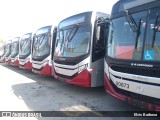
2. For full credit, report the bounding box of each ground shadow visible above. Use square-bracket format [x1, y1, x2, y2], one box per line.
[1, 63, 152, 120]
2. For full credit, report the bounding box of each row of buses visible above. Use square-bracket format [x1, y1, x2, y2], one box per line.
[0, 0, 160, 111]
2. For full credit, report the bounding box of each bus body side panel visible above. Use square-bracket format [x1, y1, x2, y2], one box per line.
[11, 57, 19, 66]
[53, 58, 104, 87]
[32, 56, 52, 76]
[5, 56, 11, 65]
[90, 58, 104, 87]
[53, 57, 91, 87]
[89, 11, 108, 87]
[1, 57, 5, 63]
[65, 70, 91, 87]
[50, 26, 57, 77]
[104, 60, 160, 111]
[67, 57, 91, 87]
[32, 63, 51, 76]
[6, 59, 11, 65]
[19, 59, 32, 70]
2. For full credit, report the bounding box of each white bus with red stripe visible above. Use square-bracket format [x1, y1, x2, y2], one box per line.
[0, 43, 5, 63]
[10, 37, 20, 66]
[32, 25, 57, 76]
[105, 0, 160, 111]
[53, 11, 109, 87]
[4, 40, 12, 65]
[19, 33, 33, 70]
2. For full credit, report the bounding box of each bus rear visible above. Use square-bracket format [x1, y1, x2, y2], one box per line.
[105, 0, 160, 111]
[11, 37, 20, 66]
[32, 25, 57, 76]
[53, 11, 109, 87]
[19, 33, 33, 70]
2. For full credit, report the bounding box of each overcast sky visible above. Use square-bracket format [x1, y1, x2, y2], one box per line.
[0, 0, 118, 40]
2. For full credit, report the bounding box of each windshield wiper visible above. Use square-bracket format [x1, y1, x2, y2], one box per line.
[39, 34, 46, 46]
[152, 13, 159, 48]
[65, 24, 79, 49]
[124, 10, 138, 32]
[59, 30, 64, 52]
[22, 39, 28, 49]
[135, 18, 142, 49]
[67, 24, 79, 42]
[124, 10, 141, 49]
[33, 34, 45, 51]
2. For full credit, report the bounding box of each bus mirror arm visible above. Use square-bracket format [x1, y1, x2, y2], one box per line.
[95, 49, 105, 54]
[97, 17, 110, 27]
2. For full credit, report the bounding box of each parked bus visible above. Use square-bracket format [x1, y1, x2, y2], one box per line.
[19, 33, 33, 70]
[4, 40, 12, 64]
[32, 25, 57, 76]
[105, 0, 160, 111]
[53, 11, 109, 87]
[10, 37, 20, 66]
[0, 43, 5, 62]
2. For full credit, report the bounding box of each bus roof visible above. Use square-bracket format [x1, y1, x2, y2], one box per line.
[58, 11, 109, 28]
[112, 0, 157, 14]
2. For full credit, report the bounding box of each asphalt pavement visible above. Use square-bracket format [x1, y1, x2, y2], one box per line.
[0, 63, 159, 120]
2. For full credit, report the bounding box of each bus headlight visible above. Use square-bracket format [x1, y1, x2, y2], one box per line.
[78, 64, 88, 74]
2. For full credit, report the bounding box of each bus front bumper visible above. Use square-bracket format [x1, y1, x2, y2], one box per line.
[104, 73, 160, 111]
[19, 61, 32, 70]
[53, 69, 91, 87]
[32, 64, 52, 76]
[11, 59, 19, 66]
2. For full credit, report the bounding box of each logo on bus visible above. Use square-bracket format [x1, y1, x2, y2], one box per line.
[136, 86, 144, 93]
[131, 63, 153, 67]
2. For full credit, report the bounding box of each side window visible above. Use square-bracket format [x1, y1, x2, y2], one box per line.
[96, 25, 107, 48]
[144, 7, 160, 61]
[92, 17, 108, 62]
[51, 28, 57, 60]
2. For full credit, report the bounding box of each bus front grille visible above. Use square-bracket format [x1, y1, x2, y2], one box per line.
[110, 65, 160, 78]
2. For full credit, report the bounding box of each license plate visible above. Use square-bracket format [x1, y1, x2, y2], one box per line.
[115, 81, 130, 89]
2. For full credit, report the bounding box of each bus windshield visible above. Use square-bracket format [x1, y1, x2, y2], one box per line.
[19, 33, 32, 57]
[11, 41, 19, 58]
[0, 45, 5, 56]
[32, 26, 51, 58]
[107, 7, 160, 61]
[54, 26, 90, 57]
[4, 44, 11, 57]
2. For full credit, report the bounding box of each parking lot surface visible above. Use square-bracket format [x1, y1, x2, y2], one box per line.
[0, 63, 159, 120]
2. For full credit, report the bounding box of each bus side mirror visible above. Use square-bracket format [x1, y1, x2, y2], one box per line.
[96, 26, 101, 42]
[156, 26, 160, 32]
[95, 19, 107, 51]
